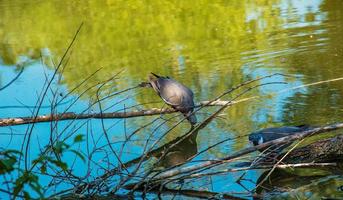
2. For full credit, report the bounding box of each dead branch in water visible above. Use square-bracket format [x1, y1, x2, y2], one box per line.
[124, 123, 343, 187]
[0, 99, 250, 127]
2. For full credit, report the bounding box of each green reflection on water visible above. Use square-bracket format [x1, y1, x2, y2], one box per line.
[1, 0, 343, 155]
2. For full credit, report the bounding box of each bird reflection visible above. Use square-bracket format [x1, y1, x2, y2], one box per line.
[156, 131, 198, 169]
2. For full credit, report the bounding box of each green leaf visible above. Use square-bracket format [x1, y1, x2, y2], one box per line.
[0, 157, 16, 174]
[53, 141, 69, 154]
[70, 149, 86, 162]
[73, 134, 84, 143]
[40, 164, 47, 174]
[50, 159, 68, 171]
[32, 155, 48, 165]
[13, 170, 42, 198]
[3, 149, 22, 155]
[23, 191, 31, 199]
[14, 175, 25, 197]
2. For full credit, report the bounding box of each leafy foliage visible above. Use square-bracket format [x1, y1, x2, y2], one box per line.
[0, 134, 85, 199]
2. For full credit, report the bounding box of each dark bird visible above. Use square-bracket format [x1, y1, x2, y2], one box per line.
[249, 125, 313, 151]
[148, 73, 197, 125]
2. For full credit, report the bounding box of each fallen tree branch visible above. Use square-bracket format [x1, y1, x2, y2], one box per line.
[74, 123, 343, 194]
[123, 162, 337, 190]
[121, 124, 343, 196]
[139, 187, 249, 200]
[140, 123, 343, 182]
[0, 99, 251, 127]
[283, 134, 343, 163]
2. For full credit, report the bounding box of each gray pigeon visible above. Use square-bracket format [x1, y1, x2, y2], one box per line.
[148, 73, 197, 125]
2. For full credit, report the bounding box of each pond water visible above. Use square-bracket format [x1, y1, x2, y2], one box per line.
[1, 0, 343, 199]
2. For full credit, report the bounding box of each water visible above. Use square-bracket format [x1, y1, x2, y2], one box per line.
[1, 0, 343, 199]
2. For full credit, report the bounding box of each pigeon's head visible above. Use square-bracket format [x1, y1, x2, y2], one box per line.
[248, 133, 264, 146]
